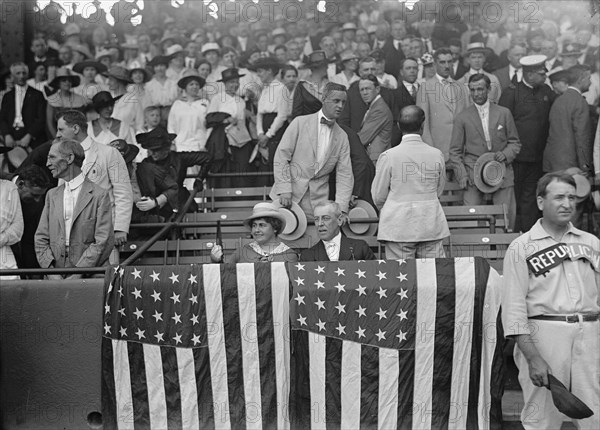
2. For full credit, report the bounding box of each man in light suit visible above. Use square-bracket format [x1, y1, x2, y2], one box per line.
[55, 110, 132, 252]
[0, 63, 47, 150]
[35, 139, 114, 279]
[372, 106, 449, 259]
[416, 48, 470, 161]
[450, 74, 521, 229]
[357, 75, 393, 165]
[300, 201, 375, 262]
[271, 82, 354, 219]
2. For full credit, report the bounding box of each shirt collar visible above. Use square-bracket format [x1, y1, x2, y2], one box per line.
[469, 68, 482, 74]
[322, 232, 342, 247]
[80, 136, 93, 151]
[474, 100, 490, 112]
[529, 219, 582, 240]
[436, 73, 451, 83]
[567, 86, 582, 94]
[509, 64, 521, 75]
[318, 109, 334, 123]
[66, 173, 85, 191]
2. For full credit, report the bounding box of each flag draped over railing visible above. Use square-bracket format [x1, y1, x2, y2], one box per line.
[102, 258, 504, 430]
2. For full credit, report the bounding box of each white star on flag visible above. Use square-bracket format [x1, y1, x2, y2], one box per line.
[355, 326, 366, 338]
[170, 292, 180, 304]
[315, 280, 325, 289]
[152, 310, 163, 322]
[173, 333, 182, 345]
[104, 323, 111, 334]
[397, 272, 408, 282]
[335, 267, 345, 276]
[396, 330, 407, 343]
[295, 262, 305, 271]
[337, 323, 346, 335]
[107, 282, 113, 293]
[191, 334, 202, 345]
[294, 293, 305, 305]
[114, 266, 119, 273]
[335, 302, 346, 314]
[334, 282, 346, 293]
[376, 329, 386, 341]
[119, 327, 127, 337]
[376, 307, 388, 320]
[297, 315, 307, 326]
[315, 265, 325, 274]
[136, 328, 145, 340]
[105, 304, 111, 314]
[133, 308, 144, 320]
[376, 286, 387, 298]
[315, 297, 326, 310]
[316, 319, 326, 331]
[377, 260, 386, 264]
[356, 305, 366, 317]
[150, 271, 160, 282]
[131, 268, 141, 279]
[119, 268, 125, 277]
[188, 274, 197, 284]
[118, 308, 126, 317]
[151, 290, 161, 302]
[397, 288, 408, 300]
[295, 276, 304, 286]
[131, 287, 142, 299]
[356, 284, 366, 296]
[169, 273, 179, 284]
[118, 287, 123, 297]
[397, 309, 408, 321]
[172, 313, 182, 324]
[191, 314, 199, 325]
[355, 269, 366, 278]
[189, 294, 198, 304]
[154, 331, 164, 342]
[376, 270, 387, 280]
[397, 259, 406, 266]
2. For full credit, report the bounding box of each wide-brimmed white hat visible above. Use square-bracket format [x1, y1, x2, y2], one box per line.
[473, 153, 506, 193]
[244, 202, 287, 232]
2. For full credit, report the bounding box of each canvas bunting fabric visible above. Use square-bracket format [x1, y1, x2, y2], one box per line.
[102, 258, 503, 430]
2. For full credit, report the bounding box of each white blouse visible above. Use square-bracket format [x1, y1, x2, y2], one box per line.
[144, 78, 178, 107]
[168, 98, 211, 152]
[256, 80, 291, 138]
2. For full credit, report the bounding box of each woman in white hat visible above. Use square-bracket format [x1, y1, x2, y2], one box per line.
[210, 202, 298, 264]
[46, 67, 87, 138]
[330, 50, 360, 89]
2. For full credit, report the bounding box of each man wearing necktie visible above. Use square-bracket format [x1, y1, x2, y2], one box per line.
[271, 82, 354, 220]
[449, 74, 521, 229]
[357, 75, 393, 164]
[35, 139, 114, 279]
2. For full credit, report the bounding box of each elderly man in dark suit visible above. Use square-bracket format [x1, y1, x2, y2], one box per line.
[0, 62, 46, 150]
[300, 201, 375, 262]
[450, 73, 521, 229]
[493, 44, 527, 91]
[35, 139, 114, 279]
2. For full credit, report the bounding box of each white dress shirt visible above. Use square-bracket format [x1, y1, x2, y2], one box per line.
[474, 100, 491, 149]
[13, 84, 28, 129]
[322, 232, 342, 261]
[145, 78, 178, 107]
[403, 80, 419, 97]
[509, 64, 522, 83]
[316, 109, 333, 169]
[64, 173, 85, 246]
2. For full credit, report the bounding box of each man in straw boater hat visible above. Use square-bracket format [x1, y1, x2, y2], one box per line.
[502, 171, 599, 429]
[458, 41, 503, 104]
[449, 73, 521, 229]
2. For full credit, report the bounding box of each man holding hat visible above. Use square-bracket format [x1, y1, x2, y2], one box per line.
[499, 55, 556, 232]
[458, 42, 502, 104]
[502, 171, 599, 429]
[449, 73, 521, 229]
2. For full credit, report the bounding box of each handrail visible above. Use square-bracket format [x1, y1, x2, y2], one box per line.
[0, 267, 106, 276]
[120, 222, 174, 266]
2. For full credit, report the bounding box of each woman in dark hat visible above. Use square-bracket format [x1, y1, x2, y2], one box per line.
[87, 91, 139, 157]
[168, 72, 210, 190]
[291, 50, 330, 119]
[103, 65, 145, 131]
[145, 56, 179, 127]
[46, 67, 87, 138]
[108, 138, 141, 203]
[207, 68, 254, 188]
[129, 67, 152, 110]
[72, 60, 107, 102]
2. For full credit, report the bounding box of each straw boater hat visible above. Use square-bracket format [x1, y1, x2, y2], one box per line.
[465, 42, 493, 56]
[165, 44, 185, 59]
[108, 139, 139, 164]
[136, 126, 176, 151]
[564, 167, 591, 203]
[201, 42, 221, 56]
[243, 202, 287, 231]
[342, 23, 358, 32]
[272, 28, 286, 38]
[548, 374, 593, 419]
[64, 23, 80, 37]
[49, 67, 81, 89]
[72, 60, 107, 75]
[71, 43, 92, 60]
[271, 201, 308, 241]
[473, 153, 506, 193]
[95, 48, 114, 61]
[339, 50, 359, 62]
[342, 199, 378, 237]
[217, 68, 246, 82]
[102, 65, 133, 84]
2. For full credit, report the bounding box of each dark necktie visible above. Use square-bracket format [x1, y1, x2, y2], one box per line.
[511, 72, 518, 85]
[320, 117, 334, 127]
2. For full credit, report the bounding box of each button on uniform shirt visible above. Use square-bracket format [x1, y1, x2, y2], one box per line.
[502, 220, 600, 336]
[474, 100, 491, 149]
[316, 109, 333, 169]
[322, 232, 342, 261]
[64, 173, 85, 246]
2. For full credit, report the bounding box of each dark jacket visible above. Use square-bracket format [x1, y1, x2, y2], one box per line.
[300, 235, 376, 262]
[0, 86, 47, 147]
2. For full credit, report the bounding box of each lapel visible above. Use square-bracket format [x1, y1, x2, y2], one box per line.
[82, 139, 98, 177]
[315, 241, 330, 261]
[309, 114, 319, 160]
[339, 235, 351, 261]
[316, 123, 338, 175]
[488, 104, 500, 146]
[72, 180, 93, 225]
[470, 105, 487, 143]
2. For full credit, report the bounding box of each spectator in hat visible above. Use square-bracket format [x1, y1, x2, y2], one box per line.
[165, 44, 188, 82]
[215, 46, 261, 100]
[558, 42, 583, 71]
[357, 74, 393, 164]
[0, 63, 47, 151]
[128, 67, 152, 111]
[26, 61, 48, 94]
[72, 59, 107, 102]
[549, 69, 570, 95]
[372, 51, 398, 89]
[58, 45, 73, 69]
[494, 43, 527, 91]
[527, 29, 546, 55]
[372, 105, 448, 259]
[269, 28, 288, 54]
[0, 176, 23, 280]
[55, 110, 132, 252]
[104, 65, 144, 131]
[145, 56, 179, 127]
[499, 55, 557, 232]
[319, 36, 340, 80]
[339, 23, 358, 52]
[108, 139, 141, 204]
[291, 51, 331, 119]
[35, 138, 114, 277]
[207, 68, 254, 188]
[330, 50, 360, 89]
[135, 126, 210, 218]
[46, 67, 87, 138]
[70, 44, 93, 70]
[449, 73, 521, 229]
[87, 91, 137, 153]
[541, 40, 562, 73]
[202, 43, 223, 85]
[502, 171, 599, 430]
[459, 42, 503, 104]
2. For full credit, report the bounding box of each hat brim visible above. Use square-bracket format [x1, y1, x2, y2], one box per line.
[243, 209, 287, 232]
[177, 75, 206, 89]
[548, 374, 594, 419]
[102, 72, 133, 84]
[467, 47, 493, 56]
[342, 200, 378, 237]
[49, 76, 81, 89]
[123, 145, 140, 164]
[473, 152, 506, 194]
[147, 57, 170, 67]
[272, 201, 308, 241]
[72, 61, 107, 75]
[129, 68, 151, 83]
[217, 73, 246, 82]
[304, 59, 330, 69]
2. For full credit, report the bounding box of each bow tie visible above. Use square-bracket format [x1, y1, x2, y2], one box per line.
[320, 117, 334, 127]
